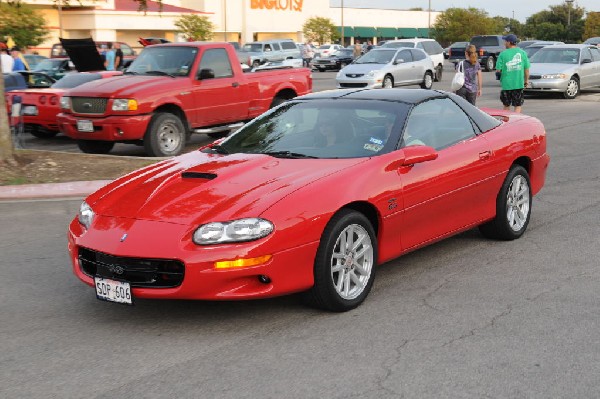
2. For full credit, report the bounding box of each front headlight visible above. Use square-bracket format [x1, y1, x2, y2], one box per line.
[78, 201, 94, 229]
[193, 218, 274, 245]
[541, 73, 567, 79]
[112, 99, 138, 111]
[336, 70, 343, 78]
[60, 96, 71, 110]
[367, 70, 380, 77]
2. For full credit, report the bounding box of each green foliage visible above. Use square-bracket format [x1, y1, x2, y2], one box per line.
[583, 12, 600, 40]
[302, 17, 339, 44]
[524, 3, 585, 42]
[432, 8, 498, 44]
[0, 2, 49, 48]
[491, 16, 523, 38]
[174, 15, 214, 41]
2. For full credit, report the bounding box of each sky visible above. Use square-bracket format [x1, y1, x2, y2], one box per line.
[330, 1, 599, 22]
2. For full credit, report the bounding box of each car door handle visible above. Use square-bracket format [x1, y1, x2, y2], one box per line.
[479, 150, 492, 160]
[232, 82, 239, 88]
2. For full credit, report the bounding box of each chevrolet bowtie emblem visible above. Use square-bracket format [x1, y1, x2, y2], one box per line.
[120, 233, 128, 242]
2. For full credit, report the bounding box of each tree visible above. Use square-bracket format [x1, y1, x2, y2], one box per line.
[583, 12, 600, 40]
[0, 0, 162, 164]
[490, 16, 523, 38]
[523, 3, 585, 42]
[302, 17, 339, 45]
[174, 15, 214, 41]
[0, 2, 49, 48]
[433, 8, 498, 44]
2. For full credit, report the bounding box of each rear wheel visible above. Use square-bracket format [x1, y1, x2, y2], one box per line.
[143, 112, 186, 157]
[420, 71, 433, 89]
[302, 209, 377, 312]
[485, 56, 495, 72]
[318, 68, 325, 72]
[479, 165, 531, 240]
[563, 76, 580, 99]
[434, 64, 443, 82]
[382, 74, 394, 88]
[77, 140, 114, 154]
[270, 96, 288, 108]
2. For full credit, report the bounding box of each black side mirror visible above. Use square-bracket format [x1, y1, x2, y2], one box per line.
[198, 68, 215, 80]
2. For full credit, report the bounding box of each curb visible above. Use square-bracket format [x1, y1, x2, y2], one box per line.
[0, 180, 112, 200]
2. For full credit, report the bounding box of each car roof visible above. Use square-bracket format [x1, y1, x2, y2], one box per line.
[296, 88, 447, 104]
[536, 44, 593, 49]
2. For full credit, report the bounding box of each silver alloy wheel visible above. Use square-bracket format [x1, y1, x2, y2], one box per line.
[565, 78, 579, 99]
[383, 75, 393, 88]
[506, 174, 530, 232]
[423, 73, 433, 89]
[330, 223, 374, 300]
[158, 120, 183, 153]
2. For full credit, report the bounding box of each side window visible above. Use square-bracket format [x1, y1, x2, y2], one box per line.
[281, 41, 296, 50]
[416, 42, 424, 50]
[590, 47, 600, 62]
[403, 98, 476, 150]
[271, 43, 281, 51]
[581, 47, 592, 62]
[422, 42, 433, 54]
[411, 49, 426, 61]
[397, 50, 413, 62]
[431, 41, 444, 54]
[198, 48, 233, 79]
[264, 44, 272, 52]
[121, 44, 134, 56]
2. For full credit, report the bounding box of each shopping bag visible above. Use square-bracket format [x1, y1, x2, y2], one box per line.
[451, 61, 465, 91]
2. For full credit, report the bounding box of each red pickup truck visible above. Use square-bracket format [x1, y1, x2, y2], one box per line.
[57, 42, 312, 156]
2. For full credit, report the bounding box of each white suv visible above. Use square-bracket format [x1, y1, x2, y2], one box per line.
[382, 39, 445, 82]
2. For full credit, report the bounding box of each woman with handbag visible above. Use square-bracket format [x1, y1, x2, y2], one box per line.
[454, 44, 482, 105]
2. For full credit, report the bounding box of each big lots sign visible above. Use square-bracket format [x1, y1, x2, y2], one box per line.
[250, 0, 303, 12]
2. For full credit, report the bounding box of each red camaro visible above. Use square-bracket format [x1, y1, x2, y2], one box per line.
[68, 89, 550, 311]
[6, 71, 122, 138]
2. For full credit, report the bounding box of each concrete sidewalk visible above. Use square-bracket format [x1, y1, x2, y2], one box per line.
[0, 180, 111, 200]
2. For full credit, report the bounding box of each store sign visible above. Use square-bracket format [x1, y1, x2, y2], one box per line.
[250, 0, 303, 12]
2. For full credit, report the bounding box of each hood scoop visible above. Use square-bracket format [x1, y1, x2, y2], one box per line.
[181, 171, 217, 180]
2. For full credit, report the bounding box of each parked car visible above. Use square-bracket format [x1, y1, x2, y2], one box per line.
[57, 42, 312, 156]
[67, 88, 550, 311]
[317, 44, 343, 58]
[3, 71, 54, 93]
[517, 40, 540, 49]
[336, 48, 434, 89]
[6, 71, 122, 138]
[447, 41, 470, 65]
[33, 58, 75, 80]
[583, 37, 600, 47]
[522, 41, 564, 58]
[312, 48, 355, 71]
[23, 54, 48, 70]
[51, 41, 137, 67]
[525, 44, 600, 99]
[382, 38, 445, 81]
[237, 39, 301, 68]
[469, 35, 506, 71]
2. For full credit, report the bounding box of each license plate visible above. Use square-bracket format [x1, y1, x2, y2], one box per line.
[77, 120, 94, 132]
[94, 276, 133, 305]
[22, 105, 38, 116]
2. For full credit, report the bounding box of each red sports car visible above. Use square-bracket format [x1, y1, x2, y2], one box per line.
[6, 71, 122, 138]
[68, 89, 550, 311]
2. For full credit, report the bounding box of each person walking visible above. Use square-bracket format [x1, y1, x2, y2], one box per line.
[454, 44, 482, 105]
[114, 42, 124, 70]
[104, 42, 116, 71]
[10, 46, 27, 71]
[0, 43, 14, 73]
[496, 34, 530, 113]
[353, 41, 362, 58]
[302, 42, 314, 68]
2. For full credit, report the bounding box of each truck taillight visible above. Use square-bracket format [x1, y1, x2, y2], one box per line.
[479, 48, 484, 56]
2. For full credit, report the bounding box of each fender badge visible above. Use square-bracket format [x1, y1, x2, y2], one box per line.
[120, 233, 128, 242]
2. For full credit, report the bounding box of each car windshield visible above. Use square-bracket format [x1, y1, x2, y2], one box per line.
[524, 46, 544, 58]
[319, 45, 331, 50]
[353, 49, 396, 64]
[382, 42, 414, 48]
[242, 43, 263, 52]
[34, 59, 65, 71]
[334, 49, 353, 57]
[215, 100, 410, 159]
[51, 73, 102, 89]
[530, 48, 580, 64]
[126, 46, 198, 76]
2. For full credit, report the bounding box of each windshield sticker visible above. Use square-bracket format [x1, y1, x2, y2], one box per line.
[364, 143, 383, 152]
[369, 137, 383, 145]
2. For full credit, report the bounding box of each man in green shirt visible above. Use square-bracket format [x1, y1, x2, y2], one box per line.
[496, 34, 530, 113]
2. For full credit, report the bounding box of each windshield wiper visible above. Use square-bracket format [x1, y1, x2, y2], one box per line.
[123, 71, 139, 75]
[144, 70, 175, 78]
[263, 151, 317, 159]
[211, 144, 229, 154]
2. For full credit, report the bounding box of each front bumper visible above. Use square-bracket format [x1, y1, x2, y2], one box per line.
[68, 216, 317, 300]
[524, 78, 569, 93]
[57, 112, 152, 141]
[336, 76, 382, 89]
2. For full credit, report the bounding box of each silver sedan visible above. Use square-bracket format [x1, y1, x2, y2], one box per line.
[525, 44, 600, 99]
[335, 48, 435, 90]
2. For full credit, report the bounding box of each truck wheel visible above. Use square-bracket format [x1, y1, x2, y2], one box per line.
[485, 56, 495, 72]
[77, 140, 115, 154]
[434, 64, 443, 82]
[270, 96, 288, 108]
[28, 125, 59, 139]
[144, 112, 186, 157]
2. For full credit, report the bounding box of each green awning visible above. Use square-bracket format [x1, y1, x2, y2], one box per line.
[353, 26, 377, 38]
[336, 26, 355, 37]
[398, 28, 419, 38]
[376, 27, 398, 38]
[418, 28, 430, 38]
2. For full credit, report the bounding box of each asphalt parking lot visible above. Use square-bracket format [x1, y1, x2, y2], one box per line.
[1, 61, 600, 398]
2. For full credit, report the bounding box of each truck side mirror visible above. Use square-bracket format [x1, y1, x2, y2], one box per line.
[198, 68, 215, 80]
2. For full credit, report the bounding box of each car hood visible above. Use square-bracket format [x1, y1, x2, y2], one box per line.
[87, 150, 367, 225]
[64, 75, 187, 98]
[340, 63, 387, 75]
[529, 63, 577, 75]
[60, 38, 105, 72]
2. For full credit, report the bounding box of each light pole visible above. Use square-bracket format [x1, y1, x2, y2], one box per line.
[223, 0, 227, 42]
[566, 0, 574, 26]
[428, 0, 431, 38]
[341, 0, 344, 46]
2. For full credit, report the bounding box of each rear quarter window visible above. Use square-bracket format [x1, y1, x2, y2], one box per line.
[280, 41, 296, 50]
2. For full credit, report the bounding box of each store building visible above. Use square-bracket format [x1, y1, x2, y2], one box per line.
[23, 0, 440, 55]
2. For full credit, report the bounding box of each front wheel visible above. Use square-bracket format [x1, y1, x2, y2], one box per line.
[563, 77, 579, 99]
[302, 209, 377, 312]
[420, 71, 433, 89]
[479, 165, 531, 240]
[382, 74, 394, 88]
[27, 125, 59, 139]
[485, 56, 495, 72]
[77, 140, 115, 154]
[434, 64, 443, 82]
[143, 112, 186, 157]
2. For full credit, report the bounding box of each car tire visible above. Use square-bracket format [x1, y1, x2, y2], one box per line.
[77, 140, 115, 154]
[434, 64, 443, 82]
[269, 96, 288, 108]
[318, 68, 325, 72]
[252, 60, 260, 69]
[563, 76, 579, 99]
[420, 71, 433, 89]
[485, 56, 495, 72]
[302, 209, 377, 312]
[27, 125, 59, 139]
[383, 74, 394, 88]
[479, 165, 531, 240]
[143, 112, 186, 157]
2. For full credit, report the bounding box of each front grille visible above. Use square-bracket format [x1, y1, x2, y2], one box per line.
[529, 75, 541, 80]
[345, 73, 364, 78]
[339, 83, 368, 88]
[79, 247, 185, 288]
[315, 60, 333, 65]
[71, 97, 108, 114]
